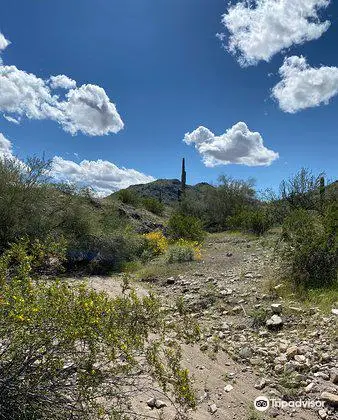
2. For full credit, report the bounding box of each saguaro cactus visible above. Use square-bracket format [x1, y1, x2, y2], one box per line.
[181, 158, 186, 194]
[178, 158, 186, 202]
[319, 176, 325, 212]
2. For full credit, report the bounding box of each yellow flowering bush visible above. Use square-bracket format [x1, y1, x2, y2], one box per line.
[143, 230, 168, 256]
[0, 240, 196, 419]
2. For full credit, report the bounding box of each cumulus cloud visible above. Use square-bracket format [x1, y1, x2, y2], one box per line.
[48, 74, 76, 90]
[220, 0, 331, 66]
[51, 156, 155, 197]
[0, 33, 10, 52]
[184, 122, 278, 167]
[0, 65, 124, 136]
[0, 132, 13, 157]
[272, 55, 338, 113]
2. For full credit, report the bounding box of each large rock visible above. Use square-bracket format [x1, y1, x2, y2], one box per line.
[266, 315, 283, 330]
[321, 392, 338, 406]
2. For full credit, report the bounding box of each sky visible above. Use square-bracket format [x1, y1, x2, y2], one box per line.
[0, 0, 337, 196]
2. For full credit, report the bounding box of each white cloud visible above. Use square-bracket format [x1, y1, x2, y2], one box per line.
[51, 156, 155, 197]
[220, 0, 331, 66]
[272, 55, 338, 113]
[0, 65, 124, 136]
[0, 132, 13, 157]
[184, 122, 278, 167]
[49, 74, 76, 90]
[0, 33, 10, 52]
[3, 114, 20, 124]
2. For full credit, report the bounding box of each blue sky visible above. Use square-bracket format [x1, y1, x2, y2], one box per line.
[0, 0, 337, 195]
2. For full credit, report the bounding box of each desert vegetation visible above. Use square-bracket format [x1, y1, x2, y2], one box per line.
[0, 155, 337, 419]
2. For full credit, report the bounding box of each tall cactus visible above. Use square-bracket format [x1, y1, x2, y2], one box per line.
[178, 158, 187, 202]
[319, 176, 325, 213]
[181, 158, 186, 194]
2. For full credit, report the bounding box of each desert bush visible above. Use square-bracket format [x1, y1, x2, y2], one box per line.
[141, 230, 168, 261]
[280, 207, 337, 290]
[0, 241, 196, 420]
[228, 208, 273, 235]
[142, 197, 165, 215]
[279, 168, 324, 211]
[116, 189, 140, 206]
[166, 239, 201, 263]
[67, 231, 145, 273]
[168, 212, 205, 243]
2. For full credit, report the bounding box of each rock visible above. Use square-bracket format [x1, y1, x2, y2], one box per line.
[147, 397, 156, 408]
[254, 378, 267, 390]
[232, 306, 242, 313]
[166, 277, 175, 285]
[239, 346, 253, 359]
[245, 273, 254, 279]
[304, 382, 314, 393]
[226, 252, 233, 257]
[220, 289, 233, 296]
[218, 331, 225, 339]
[318, 409, 327, 419]
[286, 346, 298, 359]
[321, 392, 338, 406]
[271, 303, 283, 314]
[224, 384, 234, 392]
[288, 306, 302, 313]
[332, 308, 338, 316]
[330, 369, 338, 384]
[274, 364, 283, 374]
[284, 362, 296, 374]
[155, 400, 167, 409]
[294, 354, 306, 363]
[209, 403, 218, 414]
[274, 284, 283, 291]
[266, 315, 283, 329]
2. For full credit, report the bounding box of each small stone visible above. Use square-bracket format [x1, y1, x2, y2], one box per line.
[166, 277, 175, 285]
[286, 346, 298, 359]
[238, 346, 252, 359]
[304, 382, 314, 393]
[332, 308, 338, 316]
[274, 284, 283, 291]
[284, 362, 296, 374]
[209, 403, 218, 414]
[147, 397, 156, 408]
[274, 364, 283, 374]
[232, 306, 242, 313]
[155, 400, 167, 409]
[271, 303, 283, 314]
[321, 392, 338, 406]
[294, 354, 306, 363]
[254, 378, 266, 390]
[224, 384, 234, 392]
[330, 369, 338, 384]
[266, 315, 283, 329]
[226, 252, 233, 257]
[318, 409, 327, 419]
[218, 331, 225, 339]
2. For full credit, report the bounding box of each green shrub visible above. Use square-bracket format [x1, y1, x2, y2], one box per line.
[0, 241, 196, 419]
[228, 208, 273, 235]
[280, 208, 337, 290]
[67, 231, 145, 273]
[116, 189, 140, 206]
[168, 212, 205, 243]
[142, 197, 165, 215]
[166, 243, 195, 263]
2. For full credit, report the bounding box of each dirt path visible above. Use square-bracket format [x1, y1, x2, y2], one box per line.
[75, 232, 337, 420]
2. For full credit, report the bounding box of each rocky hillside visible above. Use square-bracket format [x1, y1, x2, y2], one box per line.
[108, 179, 214, 205]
